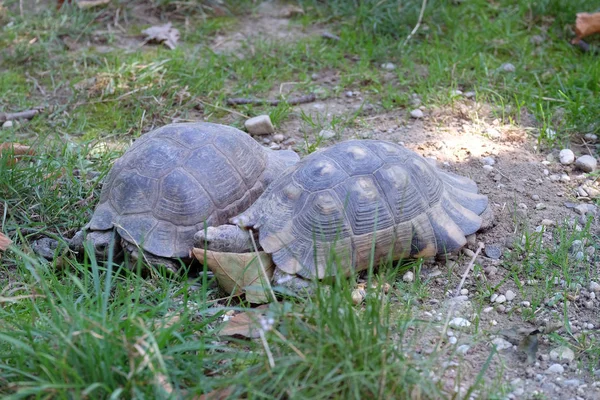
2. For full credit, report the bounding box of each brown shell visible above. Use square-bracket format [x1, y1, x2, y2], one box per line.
[88, 122, 270, 258]
[235, 140, 489, 279]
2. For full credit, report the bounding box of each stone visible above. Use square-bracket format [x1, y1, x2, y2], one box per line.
[484, 127, 501, 139]
[464, 91, 476, 98]
[575, 155, 597, 172]
[535, 203, 546, 210]
[410, 109, 424, 119]
[545, 363, 565, 374]
[484, 244, 502, 259]
[590, 281, 600, 292]
[381, 62, 396, 70]
[402, 271, 414, 282]
[584, 133, 598, 142]
[550, 346, 575, 362]
[272, 134, 285, 143]
[521, 301, 531, 307]
[481, 156, 496, 166]
[457, 344, 470, 354]
[2, 120, 13, 129]
[541, 219, 555, 226]
[245, 115, 275, 135]
[499, 63, 516, 72]
[483, 165, 494, 172]
[491, 337, 513, 350]
[559, 149, 575, 165]
[449, 317, 471, 329]
[319, 129, 336, 140]
[505, 290, 516, 301]
[495, 294, 507, 304]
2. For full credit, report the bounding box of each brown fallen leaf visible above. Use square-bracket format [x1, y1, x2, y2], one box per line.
[219, 307, 270, 339]
[573, 12, 600, 44]
[0, 232, 12, 251]
[0, 143, 34, 157]
[142, 23, 180, 50]
[196, 386, 235, 400]
[192, 248, 274, 304]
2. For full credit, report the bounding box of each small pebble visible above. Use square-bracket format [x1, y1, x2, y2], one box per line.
[457, 344, 470, 354]
[319, 129, 336, 140]
[491, 337, 513, 350]
[532, 194, 540, 201]
[559, 149, 575, 165]
[402, 271, 414, 282]
[575, 155, 597, 172]
[505, 290, 516, 301]
[483, 306, 494, 313]
[535, 203, 546, 210]
[410, 109, 424, 119]
[481, 156, 496, 166]
[521, 301, 531, 307]
[245, 115, 275, 135]
[272, 134, 285, 143]
[550, 346, 575, 362]
[449, 336, 458, 344]
[449, 317, 471, 329]
[589, 281, 600, 292]
[541, 219, 555, 226]
[499, 63, 516, 73]
[2, 120, 13, 129]
[484, 244, 502, 260]
[584, 133, 598, 142]
[495, 295, 507, 304]
[381, 62, 396, 70]
[483, 165, 494, 172]
[460, 289, 469, 296]
[546, 364, 565, 374]
[464, 91, 476, 98]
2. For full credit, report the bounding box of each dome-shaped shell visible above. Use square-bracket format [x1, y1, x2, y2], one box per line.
[235, 140, 489, 279]
[89, 122, 271, 258]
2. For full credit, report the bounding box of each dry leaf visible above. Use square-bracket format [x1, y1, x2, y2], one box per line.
[219, 310, 263, 338]
[77, 0, 110, 9]
[0, 232, 12, 251]
[196, 386, 235, 400]
[142, 23, 180, 50]
[192, 248, 274, 303]
[573, 12, 600, 43]
[0, 143, 34, 157]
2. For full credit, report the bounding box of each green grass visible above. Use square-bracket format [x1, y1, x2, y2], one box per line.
[1, 0, 600, 397]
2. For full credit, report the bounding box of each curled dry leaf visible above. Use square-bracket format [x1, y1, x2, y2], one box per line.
[0, 143, 34, 156]
[192, 248, 274, 304]
[142, 23, 180, 50]
[573, 12, 600, 43]
[0, 232, 12, 251]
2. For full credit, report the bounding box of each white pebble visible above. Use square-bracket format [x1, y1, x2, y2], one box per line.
[495, 294, 507, 304]
[590, 281, 600, 292]
[546, 364, 565, 374]
[490, 294, 498, 302]
[457, 344, 470, 354]
[460, 289, 469, 296]
[402, 271, 414, 282]
[449, 336, 458, 344]
[410, 109, 424, 119]
[381, 62, 396, 70]
[319, 129, 336, 140]
[449, 317, 471, 329]
[272, 134, 285, 143]
[245, 115, 275, 135]
[521, 301, 531, 307]
[499, 63, 516, 73]
[491, 337, 513, 350]
[505, 290, 516, 301]
[584, 133, 597, 142]
[2, 120, 13, 129]
[481, 156, 496, 166]
[559, 149, 575, 165]
[483, 307, 494, 313]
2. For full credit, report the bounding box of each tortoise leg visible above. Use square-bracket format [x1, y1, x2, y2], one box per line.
[120, 239, 182, 274]
[272, 268, 316, 297]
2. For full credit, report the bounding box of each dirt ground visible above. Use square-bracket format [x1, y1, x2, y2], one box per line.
[202, 4, 600, 398]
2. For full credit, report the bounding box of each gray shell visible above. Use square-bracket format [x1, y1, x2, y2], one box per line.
[89, 122, 276, 258]
[234, 140, 489, 279]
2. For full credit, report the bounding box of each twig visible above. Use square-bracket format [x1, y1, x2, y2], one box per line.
[197, 99, 250, 119]
[226, 94, 316, 107]
[0, 108, 43, 123]
[403, 0, 428, 47]
[25, 72, 46, 96]
[258, 329, 275, 369]
[438, 242, 484, 341]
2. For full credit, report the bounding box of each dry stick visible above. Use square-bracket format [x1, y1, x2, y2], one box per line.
[439, 243, 485, 341]
[0, 108, 43, 123]
[259, 329, 276, 369]
[197, 99, 249, 119]
[25, 72, 47, 96]
[226, 93, 316, 107]
[402, 0, 428, 47]
[248, 228, 278, 304]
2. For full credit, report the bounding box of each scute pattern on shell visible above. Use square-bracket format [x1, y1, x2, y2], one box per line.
[235, 140, 489, 279]
[89, 122, 269, 258]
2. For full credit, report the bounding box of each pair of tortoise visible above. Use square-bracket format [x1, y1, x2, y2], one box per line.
[79, 122, 493, 291]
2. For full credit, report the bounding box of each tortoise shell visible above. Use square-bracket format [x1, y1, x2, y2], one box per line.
[234, 140, 490, 279]
[88, 122, 281, 259]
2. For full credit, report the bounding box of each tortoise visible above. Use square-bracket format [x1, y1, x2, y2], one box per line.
[194, 139, 493, 292]
[67, 122, 299, 272]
